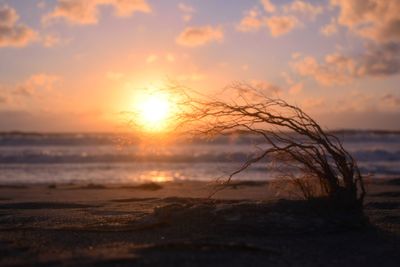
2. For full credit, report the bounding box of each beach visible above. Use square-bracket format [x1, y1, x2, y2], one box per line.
[1, 132, 399, 266]
[0, 178, 399, 266]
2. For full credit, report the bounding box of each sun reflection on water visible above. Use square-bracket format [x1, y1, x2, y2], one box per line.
[137, 170, 185, 183]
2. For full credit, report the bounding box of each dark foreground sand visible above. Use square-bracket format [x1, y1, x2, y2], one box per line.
[0, 179, 399, 267]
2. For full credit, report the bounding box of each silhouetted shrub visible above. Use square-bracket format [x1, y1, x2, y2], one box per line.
[171, 83, 365, 209]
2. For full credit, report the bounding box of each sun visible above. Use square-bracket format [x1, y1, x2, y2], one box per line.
[135, 90, 174, 132]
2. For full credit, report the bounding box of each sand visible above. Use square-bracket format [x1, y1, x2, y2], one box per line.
[0, 179, 399, 266]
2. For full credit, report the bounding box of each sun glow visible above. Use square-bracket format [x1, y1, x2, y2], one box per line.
[134, 90, 175, 132]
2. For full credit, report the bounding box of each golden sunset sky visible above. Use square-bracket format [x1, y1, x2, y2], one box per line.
[0, 0, 399, 131]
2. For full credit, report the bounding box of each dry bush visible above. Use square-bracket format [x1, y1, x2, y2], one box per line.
[168, 82, 366, 209]
[269, 175, 328, 200]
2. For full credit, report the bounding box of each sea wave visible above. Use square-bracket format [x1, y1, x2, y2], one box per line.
[1, 131, 399, 181]
[0, 149, 399, 164]
[1, 131, 400, 146]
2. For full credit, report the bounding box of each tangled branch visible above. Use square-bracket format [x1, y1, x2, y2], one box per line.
[169, 83, 365, 208]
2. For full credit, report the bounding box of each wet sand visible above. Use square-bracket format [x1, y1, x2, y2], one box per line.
[0, 179, 399, 266]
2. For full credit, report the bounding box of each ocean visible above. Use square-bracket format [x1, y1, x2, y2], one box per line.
[0, 131, 399, 184]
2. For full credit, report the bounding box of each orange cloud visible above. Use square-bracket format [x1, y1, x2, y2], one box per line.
[356, 43, 400, 77]
[238, 1, 321, 36]
[176, 25, 223, 47]
[236, 8, 263, 32]
[43, 0, 151, 25]
[111, 0, 151, 17]
[178, 3, 195, 22]
[41, 34, 63, 47]
[320, 0, 400, 79]
[289, 82, 303, 95]
[251, 80, 282, 95]
[284, 0, 323, 20]
[265, 15, 298, 37]
[291, 54, 355, 86]
[0, 4, 37, 47]
[332, 0, 400, 43]
[301, 97, 324, 110]
[320, 18, 338, 36]
[291, 42, 400, 85]
[14, 73, 61, 96]
[381, 93, 400, 111]
[260, 0, 276, 13]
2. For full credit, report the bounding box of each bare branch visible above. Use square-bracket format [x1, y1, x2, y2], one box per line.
[168, 83, 365, 207]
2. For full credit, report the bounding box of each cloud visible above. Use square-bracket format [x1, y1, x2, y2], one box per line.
[43, 0, 99, 25]
[41, 34, 63, 47]
[328, 90, 400, 114]
[176, 25, 223, 47]
[289, 0, 400, 84]
[260, 0, 276, 13]
[320, 18, 338, 36]
[356, 42, 400, 76]
[111, 0, 151, 17]
[312, 0, 400, 81]
[178, 3, 195, 22]
[236, 8, 263, 32]
[381, 93, 400, 110]
[43, 0, 151, 25]
[0, 4, 37, 47]
[291, 54, 355, 86]
[0, 74, 61, 111]
[331, 0, 400, 43]
[238, 1, 321, 36]
[288, 82, 303, 95]
[265, 15, 298, 37]
[281, 71, 303, 95]
[283, 0, 323, 20]
[251, 80, 282, 95]
[301, 97, 324, 110]
[14, 73, 61, 96]
[291, 42, 400, 85]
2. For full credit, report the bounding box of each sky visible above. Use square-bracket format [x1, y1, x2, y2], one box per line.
[0, 0, 399, 132]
